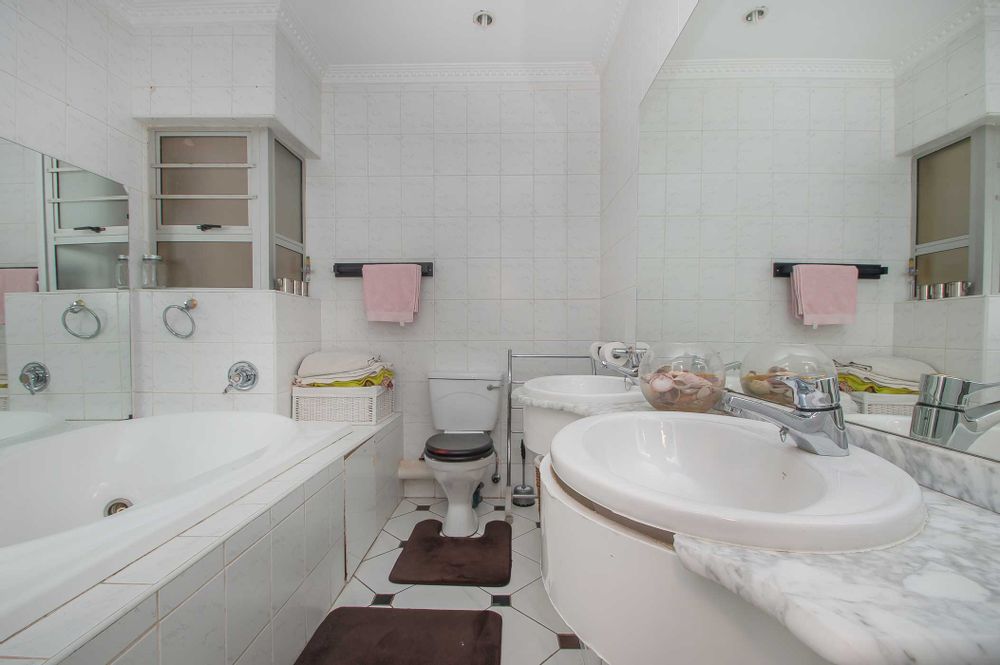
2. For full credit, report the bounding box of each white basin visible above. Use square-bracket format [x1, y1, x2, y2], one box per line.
[520, 375, 645, 458]
[551, 411, 926, 552]
[521, 374, 646, 405]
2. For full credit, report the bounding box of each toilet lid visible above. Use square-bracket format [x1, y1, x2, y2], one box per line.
[424, 432, 494, 462]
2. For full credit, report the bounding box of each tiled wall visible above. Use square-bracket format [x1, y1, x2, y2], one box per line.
[275, 29, 322, 156]
[0, 139, 40, 267]
[131, 19, 322, 156]
[635, 72, 910, 363]
[598, 0, 698, 342]
[894, 11, 1000, 153]
[5, 290, 131, 419]
[894, 295, 1000, 381]
[305, 81, 602, 462]
[133, 290, 320, 417]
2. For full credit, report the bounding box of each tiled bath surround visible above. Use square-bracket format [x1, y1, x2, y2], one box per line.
[5, 290, 132, 419]
[636, 68, 910, 363]
[132, 290, 320, 417]
[304, 79, 603, 466]
[0, 416, 402, 665]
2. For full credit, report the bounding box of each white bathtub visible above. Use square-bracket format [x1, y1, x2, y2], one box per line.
[0, 411, 351, 642]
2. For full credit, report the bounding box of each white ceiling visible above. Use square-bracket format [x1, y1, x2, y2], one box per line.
[283, 0, 623, 67]
[666, 0, 976, 63]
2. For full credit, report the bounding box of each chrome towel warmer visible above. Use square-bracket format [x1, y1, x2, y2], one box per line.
[504, 349, 598, 516]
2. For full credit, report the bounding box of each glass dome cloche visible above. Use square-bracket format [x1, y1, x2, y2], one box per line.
[638, 342, 726, 412]
[739, 343, 837, 407]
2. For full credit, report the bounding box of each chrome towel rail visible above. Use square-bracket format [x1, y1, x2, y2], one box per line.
[504, 349, 598, 516]
[163, 299, 198, 339]
[61, 299, 101, 339]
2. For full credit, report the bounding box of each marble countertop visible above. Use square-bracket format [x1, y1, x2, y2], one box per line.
[674, 489, 1000, 665]
[511, 386, 655, 417]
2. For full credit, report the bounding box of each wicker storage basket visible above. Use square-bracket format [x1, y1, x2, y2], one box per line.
[849, 392, 917, 417]
[292, 385, 394, 424]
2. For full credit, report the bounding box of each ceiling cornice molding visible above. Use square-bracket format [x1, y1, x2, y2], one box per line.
[597, 0, 628, 72]
[894, 1, 986, 73]
[657, 58, 895, 80]
[125, 1, 279, 25]
[322, 62, 600, 87]
[277, 5, 324, 81]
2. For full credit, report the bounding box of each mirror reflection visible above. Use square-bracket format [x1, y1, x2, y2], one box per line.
[638, 0, 1000, 462]
[0, 137, 131, 441]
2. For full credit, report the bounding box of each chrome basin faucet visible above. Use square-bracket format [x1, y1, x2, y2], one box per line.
[722, 376, 850, 456]
[910, 374, 1000, 452]
[599, 343, 645, 381]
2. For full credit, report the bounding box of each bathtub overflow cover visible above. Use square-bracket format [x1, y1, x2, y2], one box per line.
[105, 499, 133, 516]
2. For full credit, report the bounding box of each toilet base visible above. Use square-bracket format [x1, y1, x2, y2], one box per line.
[425, 456, 494, 537]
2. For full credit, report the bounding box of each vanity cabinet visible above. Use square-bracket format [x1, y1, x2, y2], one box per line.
[344, 418, 403, 575]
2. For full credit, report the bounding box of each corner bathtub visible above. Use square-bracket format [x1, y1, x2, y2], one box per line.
[0, 411, 351, 642]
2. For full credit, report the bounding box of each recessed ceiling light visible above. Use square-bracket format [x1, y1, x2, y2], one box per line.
[472, 10, 495, 29]
[744, 6, 767, 24]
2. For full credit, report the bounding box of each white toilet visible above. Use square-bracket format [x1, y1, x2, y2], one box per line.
[424, 371, 501, 537]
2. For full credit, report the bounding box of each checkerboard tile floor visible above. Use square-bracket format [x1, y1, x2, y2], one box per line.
[333, 499, 586, 665]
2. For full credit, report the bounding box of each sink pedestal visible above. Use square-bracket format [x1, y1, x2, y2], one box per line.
[539, 457, 831, 665]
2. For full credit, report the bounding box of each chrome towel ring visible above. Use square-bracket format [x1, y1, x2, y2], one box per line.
[61, 299, 102, 339]
[163, 298, 198, 339]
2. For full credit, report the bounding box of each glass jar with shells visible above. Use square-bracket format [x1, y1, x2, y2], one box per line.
[638, 342, 726, 412]
[740, 344, 837, 406]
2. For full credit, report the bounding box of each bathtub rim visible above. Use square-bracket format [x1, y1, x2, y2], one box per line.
[0, 413, 380, 653]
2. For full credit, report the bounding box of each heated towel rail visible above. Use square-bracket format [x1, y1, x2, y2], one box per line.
[504, 349, 599, 516]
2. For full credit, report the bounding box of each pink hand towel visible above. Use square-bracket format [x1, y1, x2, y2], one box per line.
[791, 264, 858, 326]
[362, 264, 421, 324]
[0, 268, 38, 325]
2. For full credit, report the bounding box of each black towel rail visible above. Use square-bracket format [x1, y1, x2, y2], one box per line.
[333, 262, 434, 278]
[772, 262, 888, 280]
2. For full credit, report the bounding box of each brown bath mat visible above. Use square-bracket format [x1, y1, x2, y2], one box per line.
[389, 519, 512, 586]
[295, 607, 502, 665]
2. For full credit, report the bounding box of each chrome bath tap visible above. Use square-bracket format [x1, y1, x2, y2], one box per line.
[910, 374, 1000, 452]
[599, 343, 646, 385]
[722, 376, 850, 456]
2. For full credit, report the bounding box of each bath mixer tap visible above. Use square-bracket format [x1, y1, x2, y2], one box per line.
[224, 361, 259, 394]
[910, 374, 1000, 452]
[722, 376, 850, 456]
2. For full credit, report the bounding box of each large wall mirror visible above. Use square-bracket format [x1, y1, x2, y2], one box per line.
[637, 0, 1000, 464]
[0, 136, 132, 445]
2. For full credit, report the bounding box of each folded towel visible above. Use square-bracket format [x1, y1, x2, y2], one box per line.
[0, 268, 38, 325]
[362, 263, 421, 324]
[791, 264, 857, 326]
[296, 362, 390, 385]
[297, 351, 379, 379]
[296, 368, 395, 389]
[836, 356, 936, 384]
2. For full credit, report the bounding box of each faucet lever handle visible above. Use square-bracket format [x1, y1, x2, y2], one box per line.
[775, 375, 840, 410]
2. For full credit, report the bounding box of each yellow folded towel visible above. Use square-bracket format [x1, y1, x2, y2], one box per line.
[304, 368, 394, 389]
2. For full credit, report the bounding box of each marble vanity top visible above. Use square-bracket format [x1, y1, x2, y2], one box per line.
[511, 386, 655, 417]
[674, 489, 1000, 665]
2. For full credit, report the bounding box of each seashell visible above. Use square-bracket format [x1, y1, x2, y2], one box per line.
[748, 379, 771, 395]
[697, 386, 711, 399]
[649, 374, 674, 392]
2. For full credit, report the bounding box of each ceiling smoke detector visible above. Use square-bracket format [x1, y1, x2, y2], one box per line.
[473, 10, 495, 29]
[744, 6, 767, 24]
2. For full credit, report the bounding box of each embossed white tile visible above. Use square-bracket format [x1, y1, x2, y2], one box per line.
[0, 583, 148, 659]
[354, 549, 411, 595]
[512, 579, 571, 633]
[160, 572, 225, 665]
[107, 536, 216, 584]
[226, 536, 271, 665]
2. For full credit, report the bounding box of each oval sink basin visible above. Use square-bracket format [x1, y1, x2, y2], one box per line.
[521, 374, 646, 405]
[551, 411, 926, 552]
